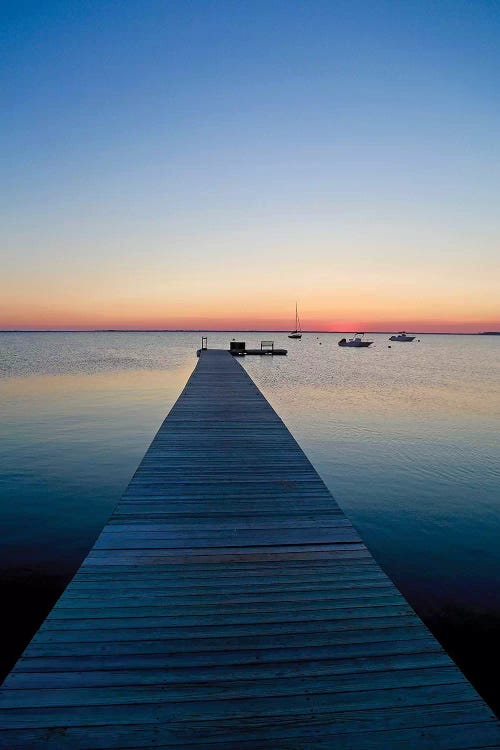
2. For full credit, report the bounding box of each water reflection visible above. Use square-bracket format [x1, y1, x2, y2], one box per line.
[242, 335, 500, 616]
[0, 364, 193, 678]
[0, 332, 499, 710]
[1, 366, 193, 568]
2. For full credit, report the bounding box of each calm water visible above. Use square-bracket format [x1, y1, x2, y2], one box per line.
[1, 332, 499, 709]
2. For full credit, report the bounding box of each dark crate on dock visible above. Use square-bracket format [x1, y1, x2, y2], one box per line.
[229, 341, 246, 354]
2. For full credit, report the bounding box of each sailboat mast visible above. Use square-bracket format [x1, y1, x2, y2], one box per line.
[288, 302, 302, 338]
[296, 302, 301, 331]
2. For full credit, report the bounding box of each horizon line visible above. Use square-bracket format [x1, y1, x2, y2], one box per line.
[0, 329, 497, 335]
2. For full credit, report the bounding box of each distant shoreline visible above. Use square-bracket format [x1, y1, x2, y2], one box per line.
[1, 329, 498, 336]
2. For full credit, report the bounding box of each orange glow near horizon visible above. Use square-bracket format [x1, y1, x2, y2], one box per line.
[1, 311, 498, 334]
[1, 256, 498, 334]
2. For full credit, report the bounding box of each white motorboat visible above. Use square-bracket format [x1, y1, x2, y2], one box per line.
[389, 331, 415, 342]
[288, 302, 302, 339]
[338, 333, 373, 348]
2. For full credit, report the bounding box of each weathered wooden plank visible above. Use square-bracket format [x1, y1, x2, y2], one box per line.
[1, 348, 498, 748]
[39, 605, 415, 632]
[15, 638, 441, 672]
[21, 624, 429, 657]
[0, 683, 487, 728]
[94, 528, 362, 546]
[39, 620, 421, 646]
[84, 548, 372, 564]
[5, 652, 454, 690]
[0, 667, 471, 708]
[1, 708, 497, 750]
[61, 578, 394, 596]
[49, 594, 407, 619]
[57, 585, 398, 605]
[73, 559, 381, 576]
[103, 519, 353, 531]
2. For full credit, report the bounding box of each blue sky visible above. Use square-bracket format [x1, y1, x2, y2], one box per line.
[1, 1, 499, 330]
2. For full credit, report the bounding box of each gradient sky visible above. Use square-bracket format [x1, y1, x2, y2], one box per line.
[1, 1, 499, 332]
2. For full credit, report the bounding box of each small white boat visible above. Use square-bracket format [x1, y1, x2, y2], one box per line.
[338, 333, 373, 348]
[288, 302, 302, 339]
[389, 331, 415, 342]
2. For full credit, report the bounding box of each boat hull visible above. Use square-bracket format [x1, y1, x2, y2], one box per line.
[288, 333, 302, 339]
[338, 341, 372, 347]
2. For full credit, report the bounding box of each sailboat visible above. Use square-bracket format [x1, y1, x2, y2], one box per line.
[288, 303, 302, 339]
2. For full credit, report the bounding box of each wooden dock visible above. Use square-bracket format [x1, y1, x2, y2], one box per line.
[1, 349, 498, 748]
